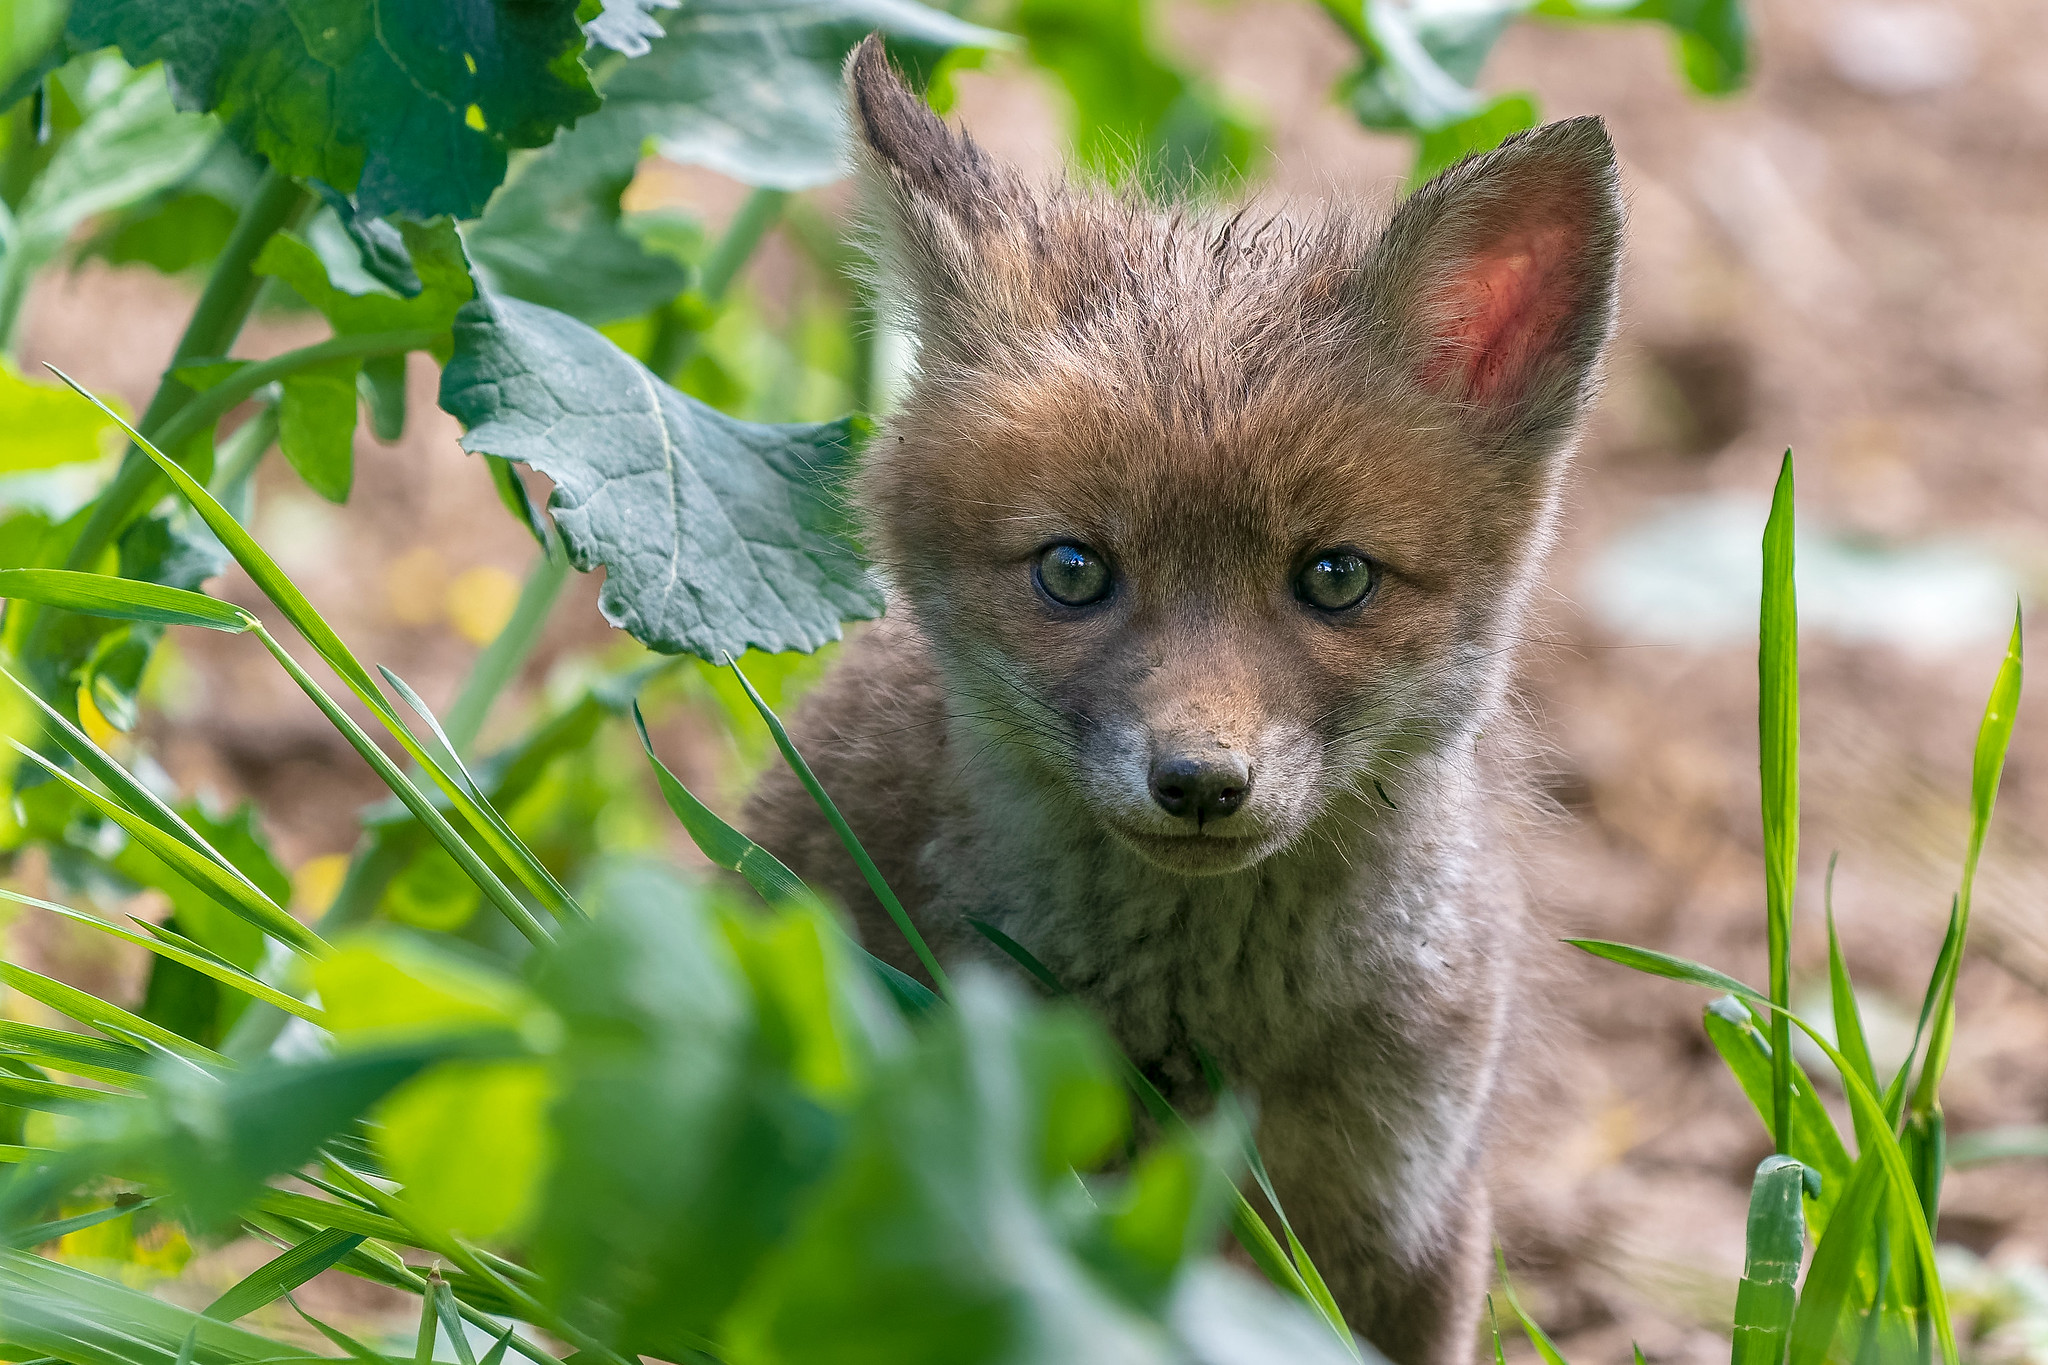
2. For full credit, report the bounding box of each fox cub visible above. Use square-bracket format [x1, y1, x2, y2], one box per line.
[745, 36, 1621, 1364]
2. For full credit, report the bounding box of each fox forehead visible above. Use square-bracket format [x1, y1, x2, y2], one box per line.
[873, 332, 1548, 598]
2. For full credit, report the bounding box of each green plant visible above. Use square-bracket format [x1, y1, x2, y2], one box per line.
[1497, 454, 2026, 1365]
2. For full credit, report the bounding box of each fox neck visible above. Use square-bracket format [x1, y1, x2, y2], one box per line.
[925, 719, 1495, 1095]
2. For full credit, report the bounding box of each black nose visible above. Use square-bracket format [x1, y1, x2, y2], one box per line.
[1149, 750, 1252, 821]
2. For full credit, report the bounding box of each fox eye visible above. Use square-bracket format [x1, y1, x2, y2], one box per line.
[1035, 542, 1112, 607]
[1296, 550, 1378, 612]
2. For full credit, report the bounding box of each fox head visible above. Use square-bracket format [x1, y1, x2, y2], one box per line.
[844, 37, 1621, 877]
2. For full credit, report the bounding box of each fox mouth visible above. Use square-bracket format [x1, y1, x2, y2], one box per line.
[1104, 821, 1272, 875]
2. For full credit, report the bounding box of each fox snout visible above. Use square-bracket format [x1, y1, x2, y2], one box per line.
[1147, 747, 1250, 822]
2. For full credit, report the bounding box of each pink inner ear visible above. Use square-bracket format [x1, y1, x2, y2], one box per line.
[1416, 223, 1580, 405]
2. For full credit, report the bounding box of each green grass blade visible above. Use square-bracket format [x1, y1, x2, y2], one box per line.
[0, 570, 253, 633]
[1702, 997, 1851, 1238]
[0, 961, 227, 1067]
[0, 889, 322, 1024]
[1, 665, 269, 898]
[1568, 940, 1756, 997]
[1913, 608, 2022, 1115]
[631, 702, 807, 902]
[250, 627, 549, 947]
[1579, 947, 1958, 1364]
[1759, 450, 1800, 1156]
[204, 1229, 365, 1321]
[1823, 855, 1881, 1142]
[247, 1191, 416, 1246]
[1884, 898, 1961, 1125]
[45, 365, 387, 706]
[431, 1276, 478, 1365]
[1786, 1150, 1885, 1365]
[1732, 1154, 1804, 1365]
[413, 1278, 439, 1365]
[9, 743, 324, 958]
[725, 655, 952, 997]
[632, 702, 938, 1016]
[379, 664, 586, 924]
[0, 1019, 150, 1083]
[0, 1247, 318, 1365]
[3, 1197, 155, 1250]
[286, 1296, 400, 1365]
[1493, 1248, 1570, 1365]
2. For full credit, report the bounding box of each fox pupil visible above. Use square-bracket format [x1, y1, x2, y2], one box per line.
[1296, 551, 1377, 611]
[1035, 542, 1111, 607]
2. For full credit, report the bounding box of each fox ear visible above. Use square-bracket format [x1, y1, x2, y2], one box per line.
[845, 34, 1017, 329]
[1369, 118, 1623, 443]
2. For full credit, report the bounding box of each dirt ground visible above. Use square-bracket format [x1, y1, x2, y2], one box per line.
[8, 0, 2047, 1359]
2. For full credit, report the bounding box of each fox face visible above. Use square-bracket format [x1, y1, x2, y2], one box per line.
[846, 40, 1621, 878]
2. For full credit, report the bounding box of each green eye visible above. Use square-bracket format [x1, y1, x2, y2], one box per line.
[1035, 543, 1112, 607]
[1296, 550, 1377, 612]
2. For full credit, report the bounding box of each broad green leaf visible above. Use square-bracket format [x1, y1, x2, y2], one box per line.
[253, 221, 474, 347]
[80, 140, 265, 279]
[377, 1060, 553, 1244]
[438, 292, 884, 660]
[277, 357, 359, 503]
[313, 935, 544, 1045]
[464, 118, 697, 326]
[0, 0, 65, 97]
[203, 1228, 365, 1322]
[0, 362, 119, 473]
[1532, 0, 1750, 94]
[1015, 0, 1254, 193]
[1730, 1155, 1803, 1365]
[589, 0, 1004, 192]
[531, 870, 856, 1356]
[1408, 92, 1536, 186]
[721, 976, 1161, 1365]
[0, 569, 249, 632]
[66, 0, 599, 219]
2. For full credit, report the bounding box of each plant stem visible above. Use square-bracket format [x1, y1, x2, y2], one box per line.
[643, 186, 788, 382]
[146, 327, 439, 462]
[443, 535, 569, 753]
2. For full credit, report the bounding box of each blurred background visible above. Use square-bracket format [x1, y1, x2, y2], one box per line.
[1, 0, 2044, 1358]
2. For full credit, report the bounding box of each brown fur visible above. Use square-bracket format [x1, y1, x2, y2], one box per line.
[743, 36, 1622, 1363]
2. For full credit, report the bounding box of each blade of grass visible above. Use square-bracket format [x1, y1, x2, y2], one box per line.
[0, 889, 321, 1024]
[1702, 996, 1851, 1237]
[1786, 1149, 1886, 1365]
[1731, 1154, 1804, 1365]
[44, 367, 576, 933]
[249, 625, 550, 948]
[1759, 450, 1800, 1156]
[1493, 1248, 1569, 1365]
[203, 1229, 364, 1321]
[1884, 898, 1961, 1126]
[1575, 940, 1957, 1365]
[1, 664, 271, 901]
[1824, 855, 1884, 1157]
[0, 962, 227, 1067]
[9, 742, 324, 958]
[0, 571, 252, 633]
[0, 1019, 149, 1083]
[724, 655, 951, 997]
[431, 1275, 478, 1365]
[632, 701, 939, 1017]
[2, 1197, 155, 1250]
[1912, 608, 2022, 1116]
[286, 1295, 399, 1365]
[379, 665, 583, 922]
